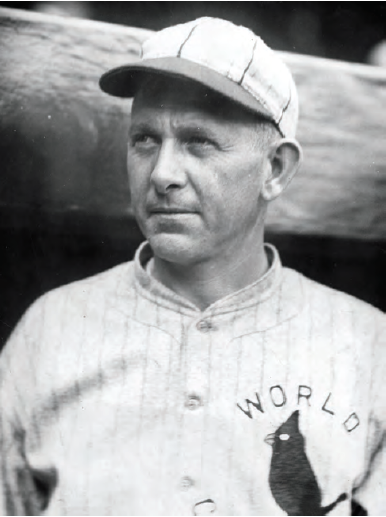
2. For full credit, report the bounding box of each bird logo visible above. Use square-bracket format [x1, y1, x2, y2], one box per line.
[265, 410, 347, 515]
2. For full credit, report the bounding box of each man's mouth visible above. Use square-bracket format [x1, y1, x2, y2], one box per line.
[149, 207, 197, 215]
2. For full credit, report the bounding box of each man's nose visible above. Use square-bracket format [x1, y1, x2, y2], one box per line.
[150, 141, 187, 194]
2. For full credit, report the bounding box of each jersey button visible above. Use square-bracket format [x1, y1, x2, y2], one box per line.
[185, 395, 202, 410]
[180, 476, 194, 491]
[196, 319, 213, 332]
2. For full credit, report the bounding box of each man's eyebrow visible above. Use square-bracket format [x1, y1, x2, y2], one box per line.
[129, 121, 156, 134]
[175, 124, 219, 140]
[128, 122, 158, 138]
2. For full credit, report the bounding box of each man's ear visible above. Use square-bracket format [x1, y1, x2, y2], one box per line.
[261, 139, 303, 202]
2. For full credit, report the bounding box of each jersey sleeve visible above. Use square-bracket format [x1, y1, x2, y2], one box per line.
[353, 318, 386, 515]
[0, 301, 46, 515]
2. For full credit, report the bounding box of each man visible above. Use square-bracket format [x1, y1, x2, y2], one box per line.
[0, 17, 385, 516]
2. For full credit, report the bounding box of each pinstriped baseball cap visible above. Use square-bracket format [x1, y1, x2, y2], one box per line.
[100, 17, 299, 138]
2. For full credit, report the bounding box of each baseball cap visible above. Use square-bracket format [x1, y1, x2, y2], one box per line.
[99, 17, 298, 138]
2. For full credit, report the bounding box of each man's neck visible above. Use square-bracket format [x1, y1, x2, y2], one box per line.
[150, 239, 269, 311]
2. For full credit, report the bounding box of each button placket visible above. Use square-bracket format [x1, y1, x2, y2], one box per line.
[178, 317, 213, 509]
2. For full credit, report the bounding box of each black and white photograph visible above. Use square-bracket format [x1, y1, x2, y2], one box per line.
[0, 2, 385, 515]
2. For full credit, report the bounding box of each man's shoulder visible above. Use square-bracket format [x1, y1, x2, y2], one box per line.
[284, 266, 385, 326]
[23, 259, 137, 325]
[53, 259, 134, 297]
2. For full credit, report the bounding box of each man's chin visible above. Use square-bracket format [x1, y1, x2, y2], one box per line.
[147, 233, 204, 265]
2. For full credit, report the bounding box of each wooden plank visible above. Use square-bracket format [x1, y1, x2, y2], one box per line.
[1, 7, 385, 241]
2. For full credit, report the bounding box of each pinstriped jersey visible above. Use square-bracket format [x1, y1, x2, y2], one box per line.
[0, 242, 385, 515]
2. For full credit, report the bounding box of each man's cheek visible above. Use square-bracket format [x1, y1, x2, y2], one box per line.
[129, 176, 146, 199]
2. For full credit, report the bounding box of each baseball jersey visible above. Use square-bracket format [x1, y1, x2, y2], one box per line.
[0, 241, 385, 515]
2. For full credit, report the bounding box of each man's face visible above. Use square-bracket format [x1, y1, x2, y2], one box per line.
[127, 77, 272, 266]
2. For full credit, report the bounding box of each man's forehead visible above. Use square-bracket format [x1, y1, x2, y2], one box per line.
[131, 75, 262, 124]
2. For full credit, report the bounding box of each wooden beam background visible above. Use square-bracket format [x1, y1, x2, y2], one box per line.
[1, 6, 386, 241]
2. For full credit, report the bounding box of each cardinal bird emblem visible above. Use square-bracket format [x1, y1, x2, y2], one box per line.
[265, 411, 347, 516]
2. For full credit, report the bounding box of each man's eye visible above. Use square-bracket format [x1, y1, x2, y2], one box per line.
[187, 136, 213, 146]
[131, 134, 158, 148]
[185, 136, 218, 154]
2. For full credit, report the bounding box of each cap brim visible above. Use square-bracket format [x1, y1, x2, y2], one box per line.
[99, 57, 273, 122]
